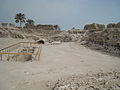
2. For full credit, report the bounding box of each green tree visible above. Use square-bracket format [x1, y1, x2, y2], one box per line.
[15, 13, 26, 27]
[26, 19, 34, 25]
[1, 23, 8, 28]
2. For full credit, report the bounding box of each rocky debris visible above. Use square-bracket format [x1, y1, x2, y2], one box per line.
[84, 23, 105, 30]
[80, 41, 89, 45]
[34, 29, 61, 37]
[0, 28, 61, 40]
[81, 28, 120, 56]
[7, 54, 32, 62]
[107, 22, 120, 28]
[51, 71, 120, 90]
[68, 29, 84, 34]
[9, 30, 24, 39]
[25, 24, 61, 30]
[48, 32, 72, 42]
[25, 35, 39, 41]
[48, 31, 82, 42]
[0, 29, 9, 38]
[0, 29, 24, 39]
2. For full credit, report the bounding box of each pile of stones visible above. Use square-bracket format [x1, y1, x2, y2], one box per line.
[51, 71, 120, 90]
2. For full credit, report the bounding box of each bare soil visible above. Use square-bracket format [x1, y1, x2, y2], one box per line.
[0, 40, 120, 90]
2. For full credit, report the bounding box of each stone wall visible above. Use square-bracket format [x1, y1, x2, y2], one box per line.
[36, 24, 56, 30]
[84, 23, 105, 30]
[107, 22, 120, 28]
[25, 24, 60, 30]
[81, 28, 120, 55]
[68, 29, 84, 34]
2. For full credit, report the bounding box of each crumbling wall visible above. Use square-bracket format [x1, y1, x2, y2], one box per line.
[84, 23, 105, 30]
[25, 24, 61, 30]
[48, 31, 82, 42]
[36, 24, 59, 30]
[81, 28, 120, 55]
[107, 22, 120, 28]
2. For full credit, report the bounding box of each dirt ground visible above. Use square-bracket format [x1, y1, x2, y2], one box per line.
[0, 41, 120, 90]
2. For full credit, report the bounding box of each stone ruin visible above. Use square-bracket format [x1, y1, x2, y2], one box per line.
[81, 22, 120, 55]
[107, 22, 120, 28]
[84, 23, 105, 30]
[25, 24, 61, 30]
[0, 23, 61, 31]
[68, 29, 84, 34]
[7, 47, 34, 62]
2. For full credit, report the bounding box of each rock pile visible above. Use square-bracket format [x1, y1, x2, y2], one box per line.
[0, 27, 61, 40]
[51, 71, 120, 90]
[48, 32, 72, 42]
[81, 22, 120, 56]
[0, 29, 25, 39]
[9, 30, 24, 39]
[0, 29, 8, 38]
[48, 31, 82, 42]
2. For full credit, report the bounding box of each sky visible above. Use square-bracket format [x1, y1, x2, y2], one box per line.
[0, 0, 120, 30]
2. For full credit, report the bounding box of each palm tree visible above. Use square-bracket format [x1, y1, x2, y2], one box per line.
[26, 19, 34, 25]
[15, 13, 26, 27]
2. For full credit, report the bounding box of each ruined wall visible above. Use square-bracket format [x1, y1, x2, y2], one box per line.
[36, 24, 56, 30]
[68, 29, 84, 34]
[107, 22, 120, 28]
[25, 24, 60, 30]
[84, 23, 105, 30]
[81, 23, 120, 55]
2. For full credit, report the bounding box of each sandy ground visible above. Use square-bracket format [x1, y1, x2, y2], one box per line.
[0, 41, 120, 90]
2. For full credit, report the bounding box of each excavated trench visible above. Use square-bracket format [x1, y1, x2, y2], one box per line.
[0, 42, 42, 62]
[7, 47, 34, 62]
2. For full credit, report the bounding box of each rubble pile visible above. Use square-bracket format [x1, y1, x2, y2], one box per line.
[0, 29, 8, 38]
[51, 71, 120, 90]
[81, 23, 120, 56]
[9, 30, 24, 39]
[48, 31, 82, 42]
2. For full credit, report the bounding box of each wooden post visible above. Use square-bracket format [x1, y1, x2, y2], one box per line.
[7, 48, 10, 61]
[16, 55, 17, 61]
[38, 45, 42, 61]
[0, 51, 2, 61]
[0, 54, 2, 61]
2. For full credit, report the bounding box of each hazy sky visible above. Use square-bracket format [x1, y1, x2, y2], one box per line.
[0, 0, 120, 30]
